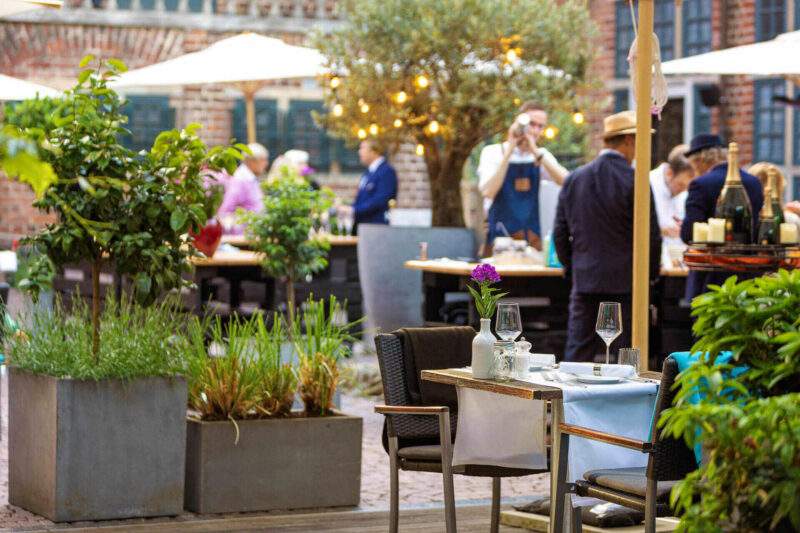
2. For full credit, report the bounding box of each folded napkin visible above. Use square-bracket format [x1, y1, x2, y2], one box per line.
[559, 362, 635, 378]
[530, 353, 556, 366]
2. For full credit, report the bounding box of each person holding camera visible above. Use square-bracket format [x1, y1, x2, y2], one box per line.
[477, 101, 568, 252]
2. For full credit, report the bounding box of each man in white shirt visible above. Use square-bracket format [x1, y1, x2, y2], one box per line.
[477, 101, 568, 251]
[649, 144, 694, 265]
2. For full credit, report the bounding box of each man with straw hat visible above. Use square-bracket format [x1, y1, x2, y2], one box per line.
[553, 110, 661, 362]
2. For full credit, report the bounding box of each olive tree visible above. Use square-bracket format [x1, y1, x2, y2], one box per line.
[315, 0, 596, 226]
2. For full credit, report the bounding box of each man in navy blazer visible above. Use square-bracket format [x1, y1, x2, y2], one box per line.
[554, 111, 661, 362]
[348, 139, 398, 233]
[679, 134, 764, 302]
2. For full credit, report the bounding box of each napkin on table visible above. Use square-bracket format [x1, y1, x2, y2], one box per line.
[559, 362, 636, 378]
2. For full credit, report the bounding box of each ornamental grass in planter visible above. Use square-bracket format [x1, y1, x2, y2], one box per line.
[182, 298, 363, 514]
[4, 57, 241, 522]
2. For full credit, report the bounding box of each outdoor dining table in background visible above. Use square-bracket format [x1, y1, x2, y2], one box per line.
[422, 366, 661, 532]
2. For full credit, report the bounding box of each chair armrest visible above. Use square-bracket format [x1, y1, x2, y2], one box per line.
[374, 405, 450, 415]
[559, 423, 653, 452]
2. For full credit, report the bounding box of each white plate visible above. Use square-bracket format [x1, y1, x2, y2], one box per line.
[575, 375, 623, 384]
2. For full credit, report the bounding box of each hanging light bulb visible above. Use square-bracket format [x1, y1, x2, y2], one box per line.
[393, 118, 403, 128]
[329, 76, 341, 89]
[332, 104, 343, 117]
[368, 123, 379, 136]
[414, 74, 429, 89]
[357, 128, 367, 140]
[415, 144, 425, 156]
[505, 49, 519, 63]
[360, 102, 370, 114]
[427, 120, 440, 134]
[572, 111, 585, 125]
[544, 125, 558, 140]
[395, 90, 408, 104]
[513, 97, 521, 106]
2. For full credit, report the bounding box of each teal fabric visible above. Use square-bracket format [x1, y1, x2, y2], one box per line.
[669, 351, 747, 463]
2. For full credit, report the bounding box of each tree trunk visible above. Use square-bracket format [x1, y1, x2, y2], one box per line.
[91, 258, 101, 362]
[427, 148, 470, 227]
[286, 277, 296, 331]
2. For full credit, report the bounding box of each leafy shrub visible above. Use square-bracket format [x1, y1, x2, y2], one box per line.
[4, 296, 185, 381]
[661, 270, 800, 531]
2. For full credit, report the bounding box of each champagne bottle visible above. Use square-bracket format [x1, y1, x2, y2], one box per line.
[767, 167, 785, 226]
[757, 177, 778, 245]
[714, 142, 753, 244]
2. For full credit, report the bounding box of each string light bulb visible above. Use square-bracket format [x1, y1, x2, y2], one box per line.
[332, 104, 343, 117]
[368, 123, 379, 136]
[505, 49, 519, 62]
[395, 91, 408, 104]
[360, 102, 370, 114]
[544, 125, 558, 140]
[357, 128, 367, 140]
[393, 118, 403, 128]
[572, 111, 585, 125]
[329, 76, 341, 89]
[427, 120, 440, 134]
[414, 74, 429, 89]
[415, 143, 425, 156]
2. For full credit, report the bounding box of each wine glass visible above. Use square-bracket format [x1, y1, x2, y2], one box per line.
[496, 302, 522, 341]
[595, 302, 622, 364]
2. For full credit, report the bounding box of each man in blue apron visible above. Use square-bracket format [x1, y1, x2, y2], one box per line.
[477, 101, 568, 252]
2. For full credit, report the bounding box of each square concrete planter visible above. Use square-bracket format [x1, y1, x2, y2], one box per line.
[8, 368, 188, 522]
[185, 413, 362, 513]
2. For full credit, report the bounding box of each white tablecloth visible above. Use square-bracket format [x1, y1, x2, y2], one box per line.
[451, 366, 658, 482]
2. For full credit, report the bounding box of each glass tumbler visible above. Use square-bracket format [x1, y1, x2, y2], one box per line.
[492, 340, 515, 382]
[618, 348, 641, 376]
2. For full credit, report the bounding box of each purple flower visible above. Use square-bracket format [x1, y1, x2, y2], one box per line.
[471, 263, 501, 284]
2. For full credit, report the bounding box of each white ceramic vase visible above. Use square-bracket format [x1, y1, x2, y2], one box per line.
[471, 318, 495, 378]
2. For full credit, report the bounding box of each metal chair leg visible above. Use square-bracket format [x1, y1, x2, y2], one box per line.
[552, 432, 571, 533]
[439, 411, 457, 533]
[490, 477, 501, 533]
[388, 435, 400, 533]
[644, 478, 657, 533]
[568, 493, 582, 533]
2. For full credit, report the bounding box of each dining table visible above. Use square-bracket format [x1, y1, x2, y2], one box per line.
[421, 366, 663, 532]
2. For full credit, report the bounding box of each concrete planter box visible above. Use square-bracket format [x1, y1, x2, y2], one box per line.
[184, 413, 362, 513]
[8, 368, 188, 522]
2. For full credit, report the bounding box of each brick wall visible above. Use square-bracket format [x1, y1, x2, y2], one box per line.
[0, 20, 432, 239]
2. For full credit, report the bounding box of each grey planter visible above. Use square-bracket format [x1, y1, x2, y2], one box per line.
[8, 368, 188, 522]
[184, 413, 362, 513]
[357, 224, 476, 333]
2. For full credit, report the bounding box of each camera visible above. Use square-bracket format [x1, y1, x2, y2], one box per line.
[514, 113, 530, 137]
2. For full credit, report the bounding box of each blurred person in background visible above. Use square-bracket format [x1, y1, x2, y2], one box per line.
[650, 144, 694, 266]
[478, 101, 567, 252]
[218, 142, 268, 234]
[338, 138, 397, 234]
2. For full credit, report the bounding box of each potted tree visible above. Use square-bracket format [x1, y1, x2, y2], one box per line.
[182, 298, 363, 514]
[238, 165, 332, 328]
[5, 57, 240, 522]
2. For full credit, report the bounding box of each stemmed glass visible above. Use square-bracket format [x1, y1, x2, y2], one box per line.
[496, 302, 522, 341]
[595, 302, 622, 364]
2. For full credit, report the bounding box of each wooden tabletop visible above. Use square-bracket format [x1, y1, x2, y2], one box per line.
[190, 250, 262, 267]
[405, 259, 688, 278]
[221, 234, 358, 247]
[420, 368, 563, 400]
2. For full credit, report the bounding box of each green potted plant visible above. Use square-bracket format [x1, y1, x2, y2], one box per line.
[238, 165, 332, 327]
[182, 299, 363, 514]
[5, 57, 240, 522]
[660, 270, 800, 531]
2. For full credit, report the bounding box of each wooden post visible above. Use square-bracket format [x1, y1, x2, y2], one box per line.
[632, 0, 654, 371]
[238, 82, 261, 145]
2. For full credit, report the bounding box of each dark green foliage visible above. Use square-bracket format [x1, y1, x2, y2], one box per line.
[660, 270, 800, 531]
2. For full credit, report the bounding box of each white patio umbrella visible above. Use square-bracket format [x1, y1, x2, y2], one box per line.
[0, 0, 62, 18]
[661, 30, 800, 76]
[0, 74, 60, 101]
[112, 32, 326, 143]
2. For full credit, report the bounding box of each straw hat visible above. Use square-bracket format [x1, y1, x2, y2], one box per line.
[602, 110, 653, 139]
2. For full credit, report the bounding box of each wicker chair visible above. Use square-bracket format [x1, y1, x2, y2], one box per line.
[374, 328, 547, 533]
[553, 356, 696, 533]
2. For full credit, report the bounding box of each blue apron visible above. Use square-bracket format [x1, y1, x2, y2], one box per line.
[487, 161, 541, 243]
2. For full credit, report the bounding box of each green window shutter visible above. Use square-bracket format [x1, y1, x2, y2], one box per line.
[121, 95, 175, 153]
[231, 99, 280, 160]
[164, 0, 179, 10]
[116, 0, 131, 8]
[614, 1, 636, 78]
[753, 79, 786, 164]
[285, 100, 330, 171]
[332, 139, 362, 173]
[693, 84, 713, 136]
[682, 0, 712, 56]
[756, 0, 786, 42]
[613, 89, 628, 113]
[140, 0, 155, 9]
[654, 0, 675, 61]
